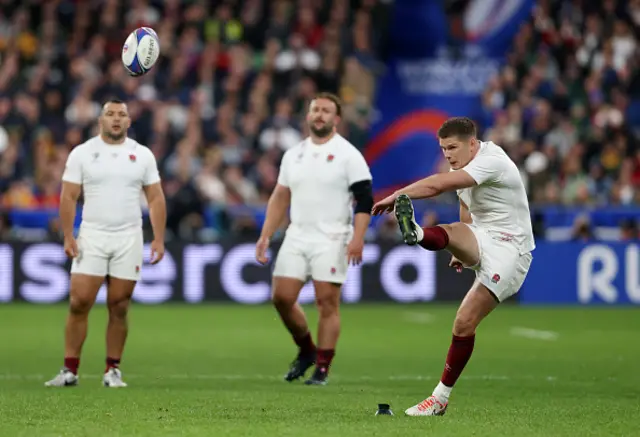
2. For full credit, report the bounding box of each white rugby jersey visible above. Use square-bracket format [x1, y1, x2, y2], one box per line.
[62, 136, 161, 233]
[456, 141, 535, 254]
[277, 134, 372, 241]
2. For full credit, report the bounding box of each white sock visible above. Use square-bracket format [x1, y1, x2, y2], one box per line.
[414, 220, 424, 241]
[432, 381, 452, 403]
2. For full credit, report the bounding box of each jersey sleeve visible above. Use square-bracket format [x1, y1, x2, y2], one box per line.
[277, 150, 291, 187]
[143, 149, 161, 186]
[61, 147, 83, 184]
[461, 153, 506, 185]
[346, 149, 372, 185]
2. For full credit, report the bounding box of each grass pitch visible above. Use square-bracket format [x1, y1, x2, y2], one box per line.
[0, 303, 638, 436]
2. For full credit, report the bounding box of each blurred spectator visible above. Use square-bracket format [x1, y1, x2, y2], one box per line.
[571, 215, 595, 242]
[619, 218, 639, 240]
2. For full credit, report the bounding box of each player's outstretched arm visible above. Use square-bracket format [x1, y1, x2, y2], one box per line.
[256, 183, 291, 265]
[372, 170, 477, 215]
[143, 182, 166, 264]
[397, 170, 477, 200]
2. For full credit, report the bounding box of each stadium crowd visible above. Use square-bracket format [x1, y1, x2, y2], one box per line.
[0, 0, 638, 241]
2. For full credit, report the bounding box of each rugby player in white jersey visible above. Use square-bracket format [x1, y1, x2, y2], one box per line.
[372, 117, 535, 415]
[256, 93, 373, 385]
[45, 99, 166, 388]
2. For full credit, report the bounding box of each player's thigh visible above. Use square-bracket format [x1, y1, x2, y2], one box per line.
[309, 241, 348, 284]
[476, 241, 532, 303]
[439, 222, 480, 267]
[108, 232, 143, 282]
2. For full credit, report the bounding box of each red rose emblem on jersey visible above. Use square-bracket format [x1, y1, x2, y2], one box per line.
[129, 154, 136, 162]
[327, 154, 334, 162]
[491, 273, 500, 283]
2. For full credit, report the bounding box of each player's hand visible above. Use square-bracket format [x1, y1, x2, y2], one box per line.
[371, 193, 397, 215]
[149, 240, 165, 265]
[255, 236, 270, 265]
[449, 256, 463, 273]
[346, 238, 364, 265]
[63, 236, 79, 258]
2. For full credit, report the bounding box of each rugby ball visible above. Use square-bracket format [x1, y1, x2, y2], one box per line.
[122, 27, 160, 77]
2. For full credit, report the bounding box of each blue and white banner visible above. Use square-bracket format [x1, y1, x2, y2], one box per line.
[520, 243, 640, 305]
[366, 0, 535, 196]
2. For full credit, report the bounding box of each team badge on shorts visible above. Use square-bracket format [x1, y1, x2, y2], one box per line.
[129, 154, 136, 162]
[327, 154, 334, 162]
[135, 265, 140, 273]
[330, 267, 336, 275]
[491, 273, 501, 284]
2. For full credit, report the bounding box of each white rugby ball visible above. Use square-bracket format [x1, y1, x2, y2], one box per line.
[122, 27, 160, 77]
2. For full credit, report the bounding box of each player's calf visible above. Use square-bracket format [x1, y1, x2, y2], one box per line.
[305, 282, 340, 385]
[271, 278, 317, 381]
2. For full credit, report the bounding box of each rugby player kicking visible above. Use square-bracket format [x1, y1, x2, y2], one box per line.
[372, 117, 535, 415]
[256, 92, 374, 385]
[45, 99, 166, 387]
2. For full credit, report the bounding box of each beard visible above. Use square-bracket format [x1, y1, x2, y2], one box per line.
[104, 129, 126, 141]
[309, 121, 333, 138]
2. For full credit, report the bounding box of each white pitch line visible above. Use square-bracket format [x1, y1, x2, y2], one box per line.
[510, 327, 559, 341]
[0, 373, 571, 382]
[403, 312, 436, 324]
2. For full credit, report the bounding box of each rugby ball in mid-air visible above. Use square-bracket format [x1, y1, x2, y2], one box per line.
[122, 27, 160, 77]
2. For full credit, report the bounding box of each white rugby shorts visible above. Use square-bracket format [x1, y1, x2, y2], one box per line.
[71, 228, 144, 281]
[463, 224, 533, 302]
[272, 235, 349, 284]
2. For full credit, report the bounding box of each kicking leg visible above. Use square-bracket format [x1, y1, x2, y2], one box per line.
[272, 276, 316, 381]
[394, 194, 479, 266]
[45, 273, 104, 387]
[103, 275, 136, 387]
[305, 280, 341, 385]
[405, 281, 498, 416]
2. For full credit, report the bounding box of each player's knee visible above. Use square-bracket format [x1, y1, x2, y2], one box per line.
[107, 298, 130, 320]
[272, 289, 296, 310]
[69, 295, 93, 315]
[315, 294, 339, 317]
[453, 312, 478, 336]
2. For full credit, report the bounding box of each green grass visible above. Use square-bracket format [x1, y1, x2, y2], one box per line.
[0, 304, 639, 436]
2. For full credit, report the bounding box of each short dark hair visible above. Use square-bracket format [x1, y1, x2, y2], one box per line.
[437, 117, 477, 139]
[312, 92, 342, 117]
[101, 98, 128, 114]
[103, 98, 126, 106]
